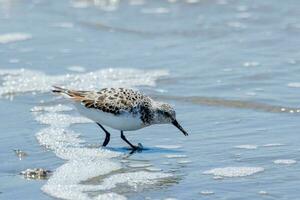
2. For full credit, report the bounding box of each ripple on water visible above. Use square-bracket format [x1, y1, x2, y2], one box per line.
[262, 143, 284, 147]
[258, 191, 268, 195]
[155, 145, 182, 149]
[288, 82, 300, 88]
[164, 154, 187, 159]
[234, 145, 258, 150]
[200, 190, 214, 195]
[273, 159, 297, 165]
[128, 163, 153, 168]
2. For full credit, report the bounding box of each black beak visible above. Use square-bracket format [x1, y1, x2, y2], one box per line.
[172, 120, 188, 136]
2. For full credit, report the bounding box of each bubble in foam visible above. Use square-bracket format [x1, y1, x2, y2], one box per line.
[35, 113, 92, 127]
[203, 167, 264, 177]
[31, 104, 73, 113]
[42, 158, 122, 200]
[94, 193, 127, 200]
[98, 171, 172, 190]
[36, 127, 83, 150]
[56, 147, 121, 161]
[37, 126, 124, 199]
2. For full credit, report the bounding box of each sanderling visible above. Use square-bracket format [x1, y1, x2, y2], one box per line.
[52, 86, 188, 150]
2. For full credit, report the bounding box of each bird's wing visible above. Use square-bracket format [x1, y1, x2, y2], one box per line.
[80, 88, 145, 115]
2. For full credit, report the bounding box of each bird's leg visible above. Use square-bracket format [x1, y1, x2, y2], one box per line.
[96, 123, 110, 147]
[120, 131, 139, 150]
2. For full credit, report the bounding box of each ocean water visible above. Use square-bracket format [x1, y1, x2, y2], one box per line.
[1, 0, 300, 199]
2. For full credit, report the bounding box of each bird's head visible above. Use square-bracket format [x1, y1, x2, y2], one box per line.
[154, 102, 188, 136]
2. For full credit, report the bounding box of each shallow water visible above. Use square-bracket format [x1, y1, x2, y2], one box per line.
[1, 0, 300, 199]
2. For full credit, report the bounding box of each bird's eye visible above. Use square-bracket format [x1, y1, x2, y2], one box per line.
[164, 111, 171, 117]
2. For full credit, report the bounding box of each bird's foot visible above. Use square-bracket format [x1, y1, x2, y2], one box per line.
[129, 143, 143, 154]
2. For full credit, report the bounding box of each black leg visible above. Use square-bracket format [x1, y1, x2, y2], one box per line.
[120, 131, 138, 150]
[96, 123, 110, 147]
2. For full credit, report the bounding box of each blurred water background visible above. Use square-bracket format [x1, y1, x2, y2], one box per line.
[0, 0, 300, 199]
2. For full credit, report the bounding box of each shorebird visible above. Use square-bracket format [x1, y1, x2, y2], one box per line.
[52, 86, 188, 150]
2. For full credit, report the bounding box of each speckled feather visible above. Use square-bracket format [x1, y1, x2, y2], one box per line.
[52, 87, 154, 124]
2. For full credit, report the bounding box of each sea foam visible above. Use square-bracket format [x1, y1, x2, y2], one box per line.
[203, 167, 264, 177]
[23, 67, 172, 199]
[0, 33, 32, 44]
[0, 68, 168, 97]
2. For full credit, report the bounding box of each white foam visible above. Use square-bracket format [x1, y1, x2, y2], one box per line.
[141, 7, 170, 14]
[52, 22, 74, 28]
[36, 127, 83, 150]
[155, 145, 182, 149]
[145, 167, 162, 172]
[213, 176, 224, 180]
[203, 167, 264, 177]
[35, 113, 92, 127]
[243, 61, 260, 67]
[94, 193, 127, 200]
[288, 82, 300, 88]
[234, 145, 257, 150]
[67, 65, 86, 72]
[200, 191, 214, 195]
[31, 104, 73, 113]
[56, 147, 121, 161]
[262, 143, 284, 147]
[164, 154, 187, 159]
[42, 158, 122, 200]
[36, 119, 125, 199]
[258, 191, 268, 195]
[23, 67, 171, 199]
[0, 68, 168, 97]
[0, 33, 32, 44]
[99, 171, 172, 190]
[273, 159, 297, 165]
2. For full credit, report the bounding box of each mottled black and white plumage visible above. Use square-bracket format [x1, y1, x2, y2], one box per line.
[52, 86, 188, 150]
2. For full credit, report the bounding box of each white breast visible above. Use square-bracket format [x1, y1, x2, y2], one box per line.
[74, 103, 145, 131]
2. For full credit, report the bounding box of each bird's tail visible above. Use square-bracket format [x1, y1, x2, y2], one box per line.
[52, 86, 86, 101]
